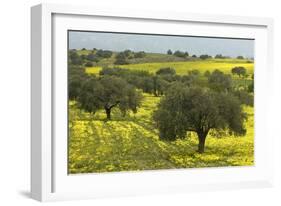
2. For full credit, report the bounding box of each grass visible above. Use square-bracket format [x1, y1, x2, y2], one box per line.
[68, 93, 254, 174]
[85, 59, 254, 77]
[76, 50, 253, 76]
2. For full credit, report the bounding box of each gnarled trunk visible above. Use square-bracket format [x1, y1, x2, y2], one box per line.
[104, 101, 120, 120]
[105, 107, 111, 120]
[198, 136, 206, 153]
[197, 130, 209, 153]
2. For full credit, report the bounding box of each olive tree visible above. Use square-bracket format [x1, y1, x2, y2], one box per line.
[231, 66, 247, 78]
[68, 66, 89, 100]
[208, 69, 233, 92]
[78, 76, 143, 119]
[167, 49, 173, 55]
[153, 83, 246, 153]
[156, 67, 176, 76]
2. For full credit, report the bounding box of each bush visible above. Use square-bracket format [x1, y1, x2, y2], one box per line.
[167, 49, 173, 55]
[174, 50, 188, 58]
[96, 49, 113, 58]
[134, 51, 146, 58]
[237, 56, 244, 59]
[156, 67, 176, 76]
[215, 54, 226, 59]
[199, 54, 211, 60]
[85, 62, 93, 67]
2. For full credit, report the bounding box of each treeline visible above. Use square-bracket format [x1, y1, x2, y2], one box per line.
[167, 49, 250, 60]
[167, 49, 214, 60]
[70, 65, 253, 112]
[114, 50, 146, 65]
[69, 49, 113, 66]
[69, 49, 146, 67]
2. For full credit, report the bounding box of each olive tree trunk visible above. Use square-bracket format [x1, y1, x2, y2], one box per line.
[105, 107, 111, 119]
[197, 130, 209, 153]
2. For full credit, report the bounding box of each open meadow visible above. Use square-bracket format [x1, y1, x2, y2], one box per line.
[69, 93, 254, 174]
[85, 59, 253, 76]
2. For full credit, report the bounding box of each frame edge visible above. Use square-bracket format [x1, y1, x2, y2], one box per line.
[31, 4, 43, 201]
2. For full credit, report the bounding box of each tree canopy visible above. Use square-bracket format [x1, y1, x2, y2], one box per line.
[167, 49, 173, 55]
[156, 67, 176, 76]
[208, 69, 233, 92]
[173, 50, 189, 58]
[231, 66, 247, 78]
[77, 76, 143, 119]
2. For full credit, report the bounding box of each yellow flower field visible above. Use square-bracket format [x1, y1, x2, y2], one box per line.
[85, 59, 254, 76]
[68, 93, 254, 174]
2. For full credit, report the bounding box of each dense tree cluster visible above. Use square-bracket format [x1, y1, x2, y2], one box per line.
[215, 54, 229, 59]
[69, 66, 143, 120]
[174, 50, 189, 58]
[199, 54, 212, 60]
[167, 49, 173, 55]
[68, 49, 113, 66]
[115, 50, 146, 65]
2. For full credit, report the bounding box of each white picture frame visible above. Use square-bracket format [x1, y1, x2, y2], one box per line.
[31, 3, 274, 202]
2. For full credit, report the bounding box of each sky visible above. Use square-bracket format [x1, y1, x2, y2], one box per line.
[69, 31, 254, 58]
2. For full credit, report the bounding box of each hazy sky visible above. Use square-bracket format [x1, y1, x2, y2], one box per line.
[69, 31, 254, 58]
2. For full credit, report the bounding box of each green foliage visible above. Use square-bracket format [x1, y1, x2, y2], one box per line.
[84, 61, 94, 67]
[237, 55, 244, 59]
[68, 66, 89, 100]
[167, 49, 173, 55]
[204, 70, 211, 77]
[233, 89, 254, 106]
[174, 50, 189, 58]
[77, 76, 143, 119]
[188, 69, 200, 76]
[69, 50, 83, 65]
[95, 49, 113, 58]
[248, 81, 254, 93]
[115, 52, 129, 65]
[156, 67, 176, 76]
[134, 51, 146, 58]
[231, 66, 247, 77]
[215, 54, 228, 59]
[208, 69, 233, 92]
[152, 76, 169, 96]
[77, 76, 103, 114]
[86, 53, 95, 61]
[199, 54, 212, 60]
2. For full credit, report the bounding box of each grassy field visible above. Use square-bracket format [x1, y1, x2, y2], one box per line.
[68, 93, 254, 174]
[85, 59, 254, 76]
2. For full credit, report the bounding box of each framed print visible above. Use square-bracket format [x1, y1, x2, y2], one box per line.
[31, 3, 274, 202]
